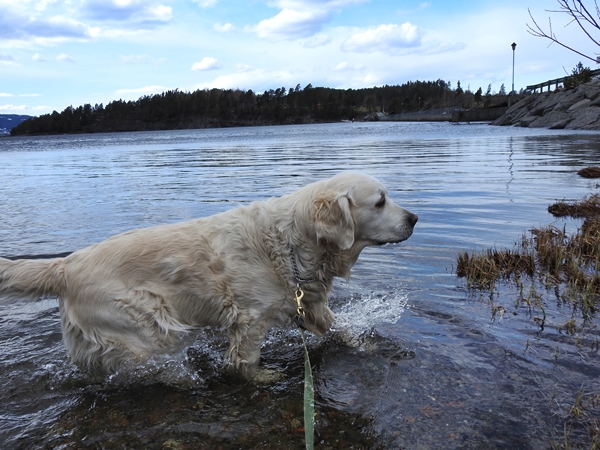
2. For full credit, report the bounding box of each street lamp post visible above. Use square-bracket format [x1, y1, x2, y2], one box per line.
[510, 42, 517, 106]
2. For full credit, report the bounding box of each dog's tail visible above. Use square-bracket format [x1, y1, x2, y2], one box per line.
[0, 256, 65, 302]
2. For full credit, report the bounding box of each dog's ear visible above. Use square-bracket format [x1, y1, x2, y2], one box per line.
[313, 194, 355, 250]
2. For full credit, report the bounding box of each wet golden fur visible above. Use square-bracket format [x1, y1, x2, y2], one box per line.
[0, 172, 417, 377]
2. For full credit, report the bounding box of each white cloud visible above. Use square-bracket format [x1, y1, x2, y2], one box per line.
[43, 16, 94, 37]
[148, 5, 172, 21]
[333, 61, 365, 71]
[341, 23, 422, 53]
[82, 0, 172, 24]
[250, 0, 370, 41]
[0, 104, 28, 112]
[0, 93, 13, 97]
[0, 1, 171, 46]
[191, 56, 220, 71]
[0, 6, 93, 42]
[56, 53, 75, 62]
[214, 22, 234, 32]
[32, 53, 47, 62]
[254, 8, 331, 40]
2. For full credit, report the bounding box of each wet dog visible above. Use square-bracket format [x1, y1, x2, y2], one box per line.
[0, 172, 417, 377]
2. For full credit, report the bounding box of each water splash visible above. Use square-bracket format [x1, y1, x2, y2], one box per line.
[103, 330, 228, 389]
[331, 289, 410, 338]
[104, 353, 203, 389]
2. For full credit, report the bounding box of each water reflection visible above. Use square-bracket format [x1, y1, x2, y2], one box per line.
[506, 137, 515, 197]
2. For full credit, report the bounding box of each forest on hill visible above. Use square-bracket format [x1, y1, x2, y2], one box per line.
[10, 80, 510, 136]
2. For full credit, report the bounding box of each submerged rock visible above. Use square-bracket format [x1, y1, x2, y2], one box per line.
[492, 80, 600, 130]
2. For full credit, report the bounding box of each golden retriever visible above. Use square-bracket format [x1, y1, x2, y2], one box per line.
[0, 172, 417, 377]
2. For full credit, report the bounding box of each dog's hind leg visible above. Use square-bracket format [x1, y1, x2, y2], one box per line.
[59, 289, 189, 371]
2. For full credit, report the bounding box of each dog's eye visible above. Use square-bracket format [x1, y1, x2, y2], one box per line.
[375, 196, 386, 208]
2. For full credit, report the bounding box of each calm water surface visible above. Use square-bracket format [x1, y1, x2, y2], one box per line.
[1, 122, 600, 449]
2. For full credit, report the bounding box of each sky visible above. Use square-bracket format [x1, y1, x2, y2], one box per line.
[1, 0, 598, 116]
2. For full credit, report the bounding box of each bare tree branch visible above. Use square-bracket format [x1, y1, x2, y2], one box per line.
[565, 0, 600, 46]
[527, 1, 600, 62]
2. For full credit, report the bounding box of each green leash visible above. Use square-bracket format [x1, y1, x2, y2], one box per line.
[299, 327, 315, 450]
[295, 287, 315, 450]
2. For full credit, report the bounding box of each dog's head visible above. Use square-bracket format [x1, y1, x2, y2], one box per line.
[312, 172, 418, 251]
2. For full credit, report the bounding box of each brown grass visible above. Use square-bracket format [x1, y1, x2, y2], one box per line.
[578, 167, 600, 179]
[457, 192, 600, 318]
[548, 194, 600, 218]
[458, 193, 600, 450]
[458, 222, 600, 314]
[456, 246, 534, 290]
[549, 390, 600, 450]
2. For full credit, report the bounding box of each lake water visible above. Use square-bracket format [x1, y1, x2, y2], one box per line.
[1, 122, 599, 449]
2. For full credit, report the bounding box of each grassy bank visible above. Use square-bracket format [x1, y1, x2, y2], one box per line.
[457, 193, 600, 328]
[456, 175, 600, 449]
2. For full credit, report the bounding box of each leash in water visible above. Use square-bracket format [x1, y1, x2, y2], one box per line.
[288, 245, 316, 450]
[294, 286, 315, 450]
[288, 246, 414, 449]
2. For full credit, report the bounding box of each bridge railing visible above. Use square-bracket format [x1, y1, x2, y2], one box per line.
[526, 69, 600, 93]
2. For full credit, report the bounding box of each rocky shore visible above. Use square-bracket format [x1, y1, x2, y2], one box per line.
[492, 80, 600, 130]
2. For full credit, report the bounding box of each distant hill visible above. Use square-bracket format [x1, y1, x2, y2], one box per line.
[10, 81, 511, 136]
[0, 114, 32, 135]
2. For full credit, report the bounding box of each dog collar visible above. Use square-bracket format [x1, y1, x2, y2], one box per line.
[287, 244, 316, 288]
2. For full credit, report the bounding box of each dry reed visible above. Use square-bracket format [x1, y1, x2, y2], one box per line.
[458, 194, 600, 450]
[457, 195, 600, 315]
[578, 166, 600, 179]
[458, 195, 600, 449]
[548, 194, 600, 218]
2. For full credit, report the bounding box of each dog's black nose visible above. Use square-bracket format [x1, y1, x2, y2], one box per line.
[409, 213, 418, 227]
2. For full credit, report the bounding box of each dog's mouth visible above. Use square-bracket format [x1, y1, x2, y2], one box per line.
[375, 237, 407, 246]
[374, 229, 414, 246]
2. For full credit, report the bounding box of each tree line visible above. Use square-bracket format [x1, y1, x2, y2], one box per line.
[10, 80, 510, 136]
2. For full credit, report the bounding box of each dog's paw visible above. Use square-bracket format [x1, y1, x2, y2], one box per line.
[335, 327, 378, 353]
[250, 367, 284, 384]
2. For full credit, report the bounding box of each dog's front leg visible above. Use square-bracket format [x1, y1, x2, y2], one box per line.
[226, 318, 266, 375]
